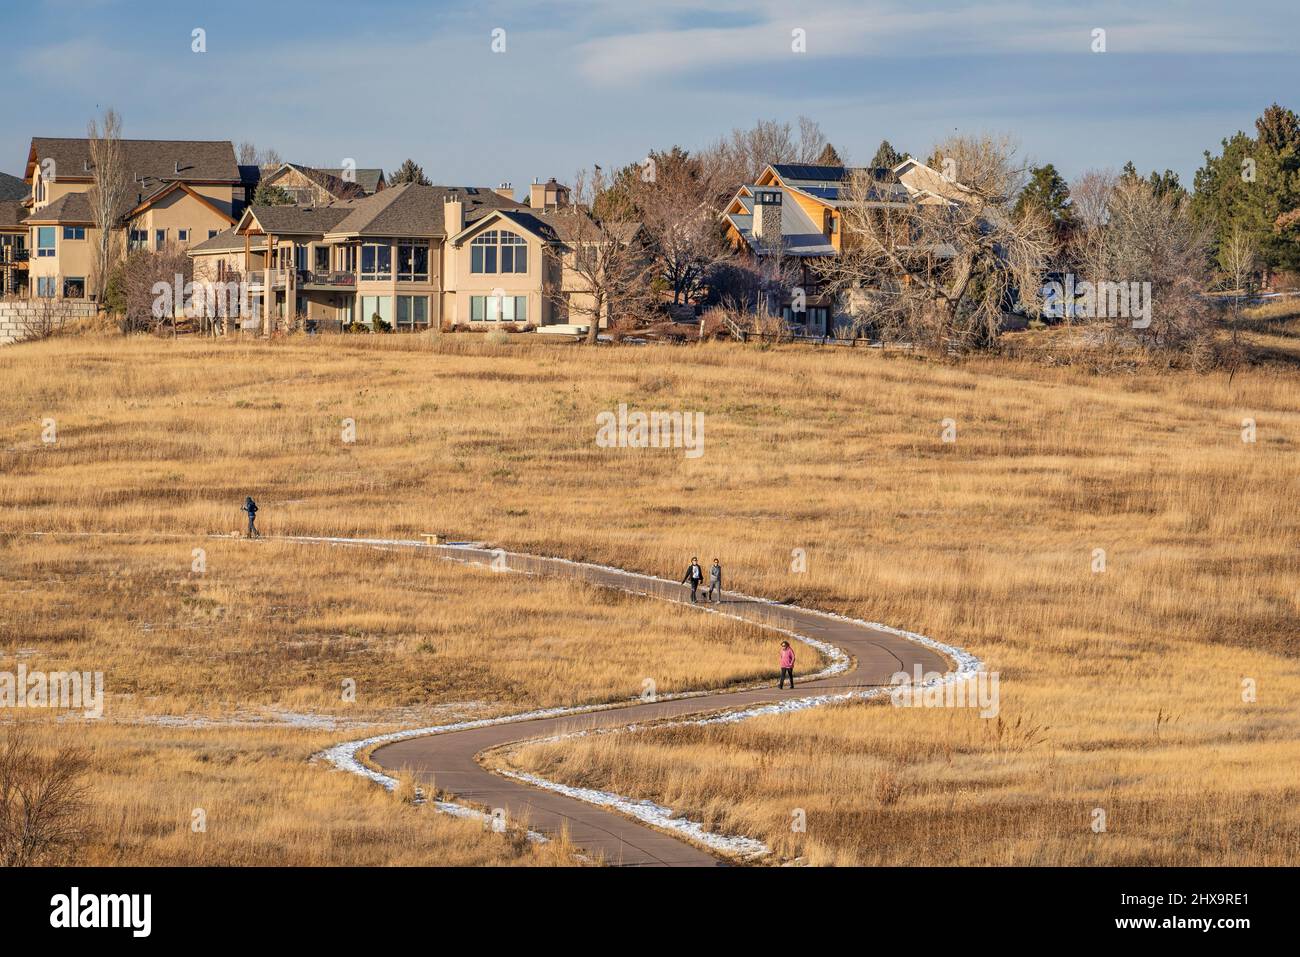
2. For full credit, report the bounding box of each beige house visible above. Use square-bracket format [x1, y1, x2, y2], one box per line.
[255, 163, 386, 205]
[20, 138, 254, 300]
[188, 178, 636, 334]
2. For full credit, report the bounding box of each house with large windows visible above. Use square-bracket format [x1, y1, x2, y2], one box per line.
[19, 137, 255, 300]
[187, 177, 641, 334]
[722, 158, 980, 335]
[722, 162, 911, 334]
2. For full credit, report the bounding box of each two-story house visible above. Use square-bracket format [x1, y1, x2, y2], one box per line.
[20, 137, 256, 300]
[723, 162, 910, 334]
[188, 177, 641, 334]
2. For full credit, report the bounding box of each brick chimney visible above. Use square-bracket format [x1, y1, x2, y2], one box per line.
[751, 189, 783, 251]
[494, 182, 514, 200]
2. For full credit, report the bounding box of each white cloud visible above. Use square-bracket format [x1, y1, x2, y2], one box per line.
[573, 0, 1300, 84]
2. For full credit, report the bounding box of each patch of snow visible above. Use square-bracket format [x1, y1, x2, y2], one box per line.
[286, 535, 983, 862]
[498, 769, 769, 859]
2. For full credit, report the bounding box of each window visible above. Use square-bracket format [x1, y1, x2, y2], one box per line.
[360, 243, 391, 279]
[62, 226, 86, 240]
[470, 230, 527, 274]
[128, 229, 148, 251]
[397, 243, 429, 282]
[208, 230, 219, 240]
[295, 245, 308, 271]
[155, 229, 167, 250]
[396, 295, 429, 327]
[177, 229, 190, 242]
[469, 294, 527, 322]
[36, 277, 56, 298]
[338, 246, 357, 272]
[63, 277, 85, 299]
[360, 295, 393, 327]
[36, 227, 55, 257]
[315, 246, 330, 273]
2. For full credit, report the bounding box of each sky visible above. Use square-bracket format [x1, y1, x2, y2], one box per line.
[1, 0, 1296, 194]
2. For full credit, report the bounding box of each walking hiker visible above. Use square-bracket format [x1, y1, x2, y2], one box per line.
[242, 496, 260, 538]
[682, 556, 704, 604]
[778, 640, 796, 689]
[706, 558, 723, 603]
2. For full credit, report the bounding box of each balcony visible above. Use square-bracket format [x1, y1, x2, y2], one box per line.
[1, 247, 29, 265]
[299, 269, 356, 289]
[247, 269, 289, 291]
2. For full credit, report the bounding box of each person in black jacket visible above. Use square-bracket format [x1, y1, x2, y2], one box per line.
[681, 557, 703, 603]
[242, 496, 260, 538]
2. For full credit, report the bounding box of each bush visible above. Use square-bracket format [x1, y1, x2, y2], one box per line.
[0, 726, 90, 867]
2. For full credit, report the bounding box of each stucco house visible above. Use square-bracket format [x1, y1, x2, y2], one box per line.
[19, 137, 255, 300]
[188, 177, 640, 334]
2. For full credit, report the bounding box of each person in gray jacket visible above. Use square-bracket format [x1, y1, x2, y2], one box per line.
[706, 559, 723, 603]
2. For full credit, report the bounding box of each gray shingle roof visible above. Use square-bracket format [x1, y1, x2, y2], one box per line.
[262, 164, 369, 201]
[0, 172, 27, 202]
[456, 207, 640, 246]
[24, 191, 94, 224]
[326, 183, 524, 238]
[189, 227, 267, 255]
[316, 167, 385, 194]
[0, 200, 26, 228]
[25, 138, 241, 188]
[245, 202, 356, 236]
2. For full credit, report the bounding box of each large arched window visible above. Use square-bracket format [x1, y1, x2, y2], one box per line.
[470, 230, 527, 274]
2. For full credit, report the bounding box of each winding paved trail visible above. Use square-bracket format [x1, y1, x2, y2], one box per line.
[304, 538, 958, 867]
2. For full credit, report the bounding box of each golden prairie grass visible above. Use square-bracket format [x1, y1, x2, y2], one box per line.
[0, 536, 782, 718]
[2, 332, 1298, 865]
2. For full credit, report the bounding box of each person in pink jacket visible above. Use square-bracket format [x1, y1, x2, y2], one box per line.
[778, 640, 796, 689]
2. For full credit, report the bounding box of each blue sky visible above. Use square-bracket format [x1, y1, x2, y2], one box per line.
[1, 0, 1296, 192]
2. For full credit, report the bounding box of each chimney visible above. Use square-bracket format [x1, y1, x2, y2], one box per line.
[443, 194, 464, 235]
[494, 182, 514, 200]
[529, 178, 569, 210]
[751, 188, 783, 251]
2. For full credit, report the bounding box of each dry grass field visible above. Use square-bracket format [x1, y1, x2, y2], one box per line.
[2, 329, 1298, 865]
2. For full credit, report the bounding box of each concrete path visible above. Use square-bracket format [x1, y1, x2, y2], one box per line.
[313, 540, 953, 866]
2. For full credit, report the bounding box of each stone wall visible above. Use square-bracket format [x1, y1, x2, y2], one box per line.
[0, 300, 98, 345]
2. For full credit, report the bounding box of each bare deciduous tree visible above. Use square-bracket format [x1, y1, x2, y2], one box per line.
[1220, 224, 1258, 296]
[816, 134, 1053, 352]
[1074, 176, 1213, 352]
[238, 142, 282, 169]
[706, 116, 829, 192]
[87, 109, 130, 306]
[0, 725, 91, 867]
[120, 247, 193, 335]
[546, 167, 652, 344]
[628, 153, 733, 307]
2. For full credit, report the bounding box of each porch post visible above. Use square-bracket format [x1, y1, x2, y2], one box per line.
[263, 234, 276, 336]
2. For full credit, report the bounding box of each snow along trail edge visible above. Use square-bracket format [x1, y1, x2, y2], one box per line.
[295, 535, 983, 863]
